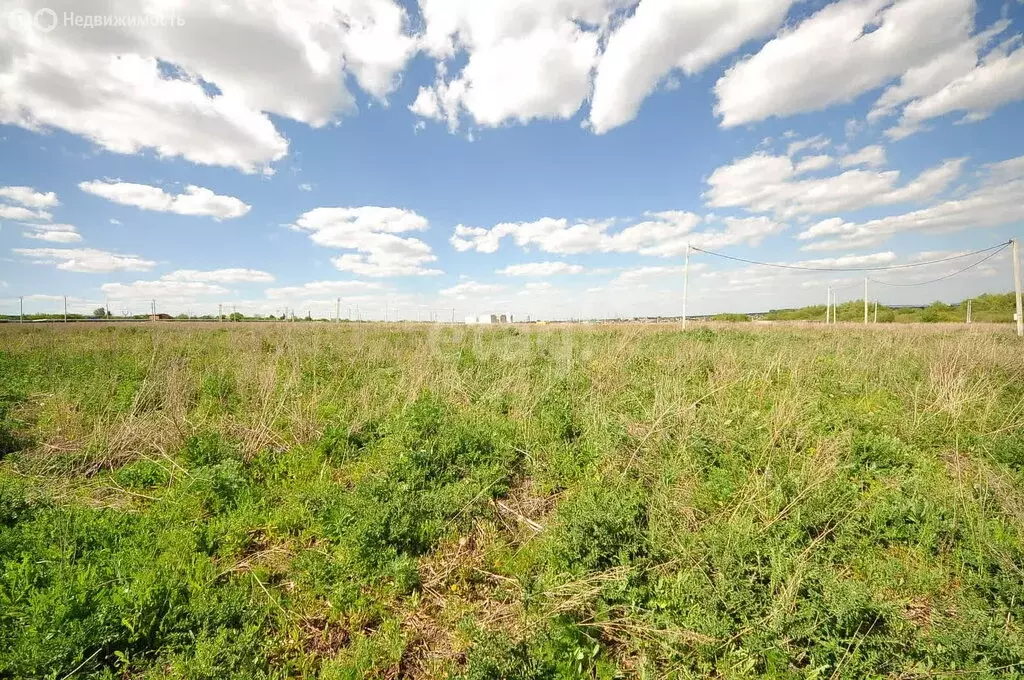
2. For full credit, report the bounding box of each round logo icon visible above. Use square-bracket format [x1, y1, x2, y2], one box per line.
[6, 8, 33, 32]
[34, 7, 57, 32]
[6, 7, 57, 33]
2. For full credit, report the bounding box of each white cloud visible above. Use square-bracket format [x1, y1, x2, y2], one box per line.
[866, 19, 1011, 126]
[0, 204, 52, 221]
[1, 185, 75, 239]
[497, 261, 585, 276]
[786, 135, 830, 157]
[21, 223, 82, 243]
[612, 264, 692, 286]
[99, 268, 277, 304]
[694, 250, 902, 298]
[412, 0, 609, 130]
[14, 247, 155, 273]
[796, 154, 1024, 250]
[705, 152, 964, 218]
[517, 281, 554, 295]
[452, 211, 783, 257]
[887, 38, 1024, 139]
[794, 155, 834, 174]
[292, 206, 442, 277]
[162, 269, 275, 283]
[840, 145, 887, 168]
[440, 280, 505, 299]
[589, 0, 795, 133]
[0, 0, 416, 173]
[0, 185, 58, 208]
[101, 279, 230, 300]
[265, 280, 383, 299]
[79, 181, 250, 219]
[714, 0, 976, 127]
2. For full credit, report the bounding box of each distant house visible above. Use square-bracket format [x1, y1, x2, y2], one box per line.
[148, 313, 173, 321]
[464, 313, 513, 325]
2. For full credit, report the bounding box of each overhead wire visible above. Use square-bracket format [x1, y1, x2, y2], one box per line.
[867, 242, 1010, 287]
[690, 240, 1011, 272]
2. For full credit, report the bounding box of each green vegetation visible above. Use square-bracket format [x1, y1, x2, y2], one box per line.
[1, 322, 1023, 678]
[764, 292, 1017, 323]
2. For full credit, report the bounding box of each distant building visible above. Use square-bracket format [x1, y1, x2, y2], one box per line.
[464, 313, 513, 325]
[148, 313, 173, 321]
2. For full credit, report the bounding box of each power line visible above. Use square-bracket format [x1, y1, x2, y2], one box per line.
[690, 240, 1011, 272]
[867, 243, 1010, 287]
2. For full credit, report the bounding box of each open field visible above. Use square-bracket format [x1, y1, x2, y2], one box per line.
[2, 322, 1024, 679]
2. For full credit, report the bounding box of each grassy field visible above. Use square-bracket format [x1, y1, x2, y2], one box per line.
[1, 322, 1023, 679]
[762, 293, 1018, 324]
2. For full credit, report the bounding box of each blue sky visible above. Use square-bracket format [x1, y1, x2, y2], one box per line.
[1, 0, 1023, 320]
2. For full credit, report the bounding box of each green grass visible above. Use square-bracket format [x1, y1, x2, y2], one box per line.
[763, 292, 1018, 323]
[1, 322, 1023, 678]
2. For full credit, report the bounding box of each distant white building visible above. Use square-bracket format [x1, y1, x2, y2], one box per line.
[464, 313, 513, 325]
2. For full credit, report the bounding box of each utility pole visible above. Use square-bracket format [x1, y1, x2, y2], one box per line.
[682, 243, 691, 329]
[218, 303, 223, 322]
[1013, 238, 1023, 338]
[863, 278, 868, 325]
[967, 299, 972, 324]
[451, 308, 455, 323]
[874, 300, 878, 324]
[336, 298, 340, 323]
[385, 301, 389, 322]
[63, 295, 67, 323]
[19, 296, 23, 323]
[826, 287, 831, 324]
[151, 299, 156, 316]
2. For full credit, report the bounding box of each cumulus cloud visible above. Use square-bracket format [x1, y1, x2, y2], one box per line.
[101, 279, 230, 300]
[0, 185, 58, 208]
[291, 206, 442, 277]
[161, 269, 275, 283]
[714, 0, 977, 127]
[786, 134, 831, 157]
[886, 37, 1024, 139]
[79, 181, 250, 219]
[21, 223, 82, 243]
[794, 155, 834, 174]
[589, 0, 795, 133]
[440, 280, 505, 299]
[100, 268, 277, 305]
[0, 204, 52, 221]
[840, 145, 887, 168]
[411, 0, 627, 131]
[1, 184, 78, 239]
[14, 247, 156, 272]
[0, 0, 416, 173]
[612, 264, 698, 286]
[796, 153, 1024, 250]
[452, 211, 783, 256]
[497, 262, 585, 276]
[704, 152, 964, 219]
[265, 280, 383, 299]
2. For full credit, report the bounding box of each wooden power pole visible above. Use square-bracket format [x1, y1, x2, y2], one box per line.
[682, 243, 690, 330]
[863, 278, 868, 325]
[1013, 238, 1023, 338]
